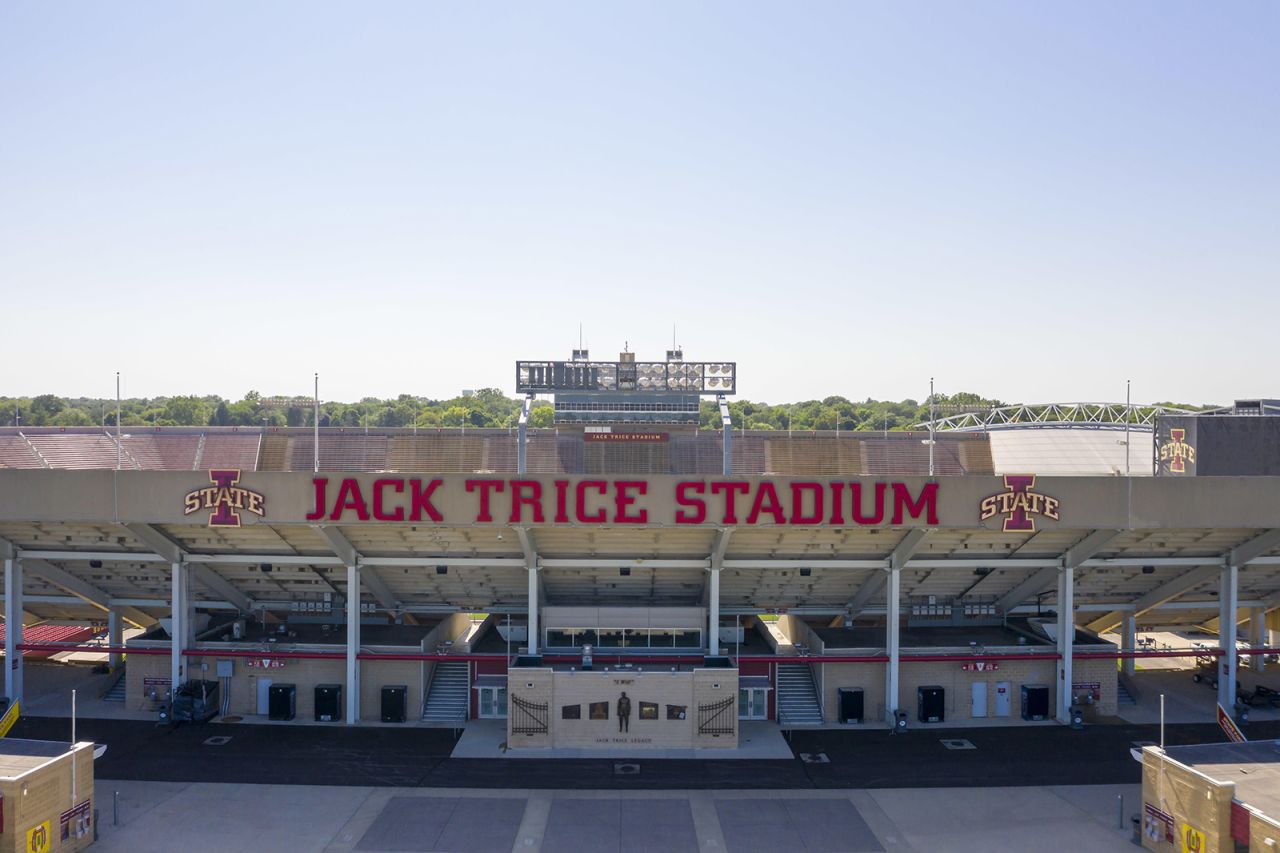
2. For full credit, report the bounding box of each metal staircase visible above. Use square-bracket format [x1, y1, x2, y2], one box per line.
[103, 675, 127, 703]
[776, 662, 824, 725]
[422, 662, 469, 723]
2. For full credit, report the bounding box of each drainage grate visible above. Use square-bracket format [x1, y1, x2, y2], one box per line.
[203, 736, 233, 746]
[940, 738, 976, 750]
[613, 763, 641, 776]
[799, 752, 830, 764]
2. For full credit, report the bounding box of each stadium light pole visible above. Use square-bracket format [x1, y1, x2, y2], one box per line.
[928, 377, 935, 477]
[314, 373, 320, 473]
[115, 372, 122, 471]
[1125, 379, 1131, 477]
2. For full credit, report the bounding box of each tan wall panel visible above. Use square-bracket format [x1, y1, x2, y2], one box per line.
[1141, 750, 1234, 853]
[7, 470, 1280, 529]
[507, 668, 737, 749]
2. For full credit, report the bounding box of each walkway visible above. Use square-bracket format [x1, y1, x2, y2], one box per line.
[90, 781, 1140, 853]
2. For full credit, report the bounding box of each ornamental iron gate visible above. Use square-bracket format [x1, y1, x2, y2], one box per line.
[511, 694, 548, 736]
[698, 696, 735, 736]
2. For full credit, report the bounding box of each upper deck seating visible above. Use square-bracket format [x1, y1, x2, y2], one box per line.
[0, 436, 44, 468]
[26, 433, 120, 468]
[199, 433, 262, 471]
[121, 434, 201, 470]
[291, 434, 389, 472]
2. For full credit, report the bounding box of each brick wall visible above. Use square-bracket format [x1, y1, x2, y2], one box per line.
[814, 649, 1116, 724]
[126, 647, 424, 722]
[0, 743, 95, 853]
[506, 668, 738, 750]
[1141, 749, 1234, 853]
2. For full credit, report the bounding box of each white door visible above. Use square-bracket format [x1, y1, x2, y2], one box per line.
[971, 681, 988, 718]
[994, 681, 1011, 717]
[256, 678, 273, 715]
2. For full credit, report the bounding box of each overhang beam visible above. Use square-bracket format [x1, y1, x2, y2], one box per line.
[123, 522, 254, 614]
[313, 525, 398, 612]
[998, 529, 1121, 615]
[845, 530, 927, 619]
[1085, 565, 1220, 634]
[1230, 528, 1280, 567]
[22, 559, 156, 628]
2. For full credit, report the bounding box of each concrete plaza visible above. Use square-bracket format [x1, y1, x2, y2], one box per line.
[89, 781, 1140, 853]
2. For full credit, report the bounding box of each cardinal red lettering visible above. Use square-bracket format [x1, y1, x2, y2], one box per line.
[675, 481, 706, 524]
[466, 479, 505, 522]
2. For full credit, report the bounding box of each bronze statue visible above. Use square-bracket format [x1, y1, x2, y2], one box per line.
[617, 691, 631, 732]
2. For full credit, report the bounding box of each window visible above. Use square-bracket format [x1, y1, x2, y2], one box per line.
[596, 629, 624, 648]
[649, 630, 675, 648]
[673, 630, 701, 649]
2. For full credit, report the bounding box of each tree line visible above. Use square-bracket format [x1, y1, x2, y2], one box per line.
[0, 390, 1213, 431]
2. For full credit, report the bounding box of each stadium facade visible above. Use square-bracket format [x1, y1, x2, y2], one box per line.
[0, 350, 1278, 749]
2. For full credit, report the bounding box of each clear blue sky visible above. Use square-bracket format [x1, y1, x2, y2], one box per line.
[2, 2, 1276, 405]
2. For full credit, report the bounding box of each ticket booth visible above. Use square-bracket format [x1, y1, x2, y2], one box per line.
[0, 739, 96, 853]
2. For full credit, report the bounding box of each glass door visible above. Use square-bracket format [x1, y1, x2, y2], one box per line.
[478, 686, 508, 719]
[738, 688, 768, 720]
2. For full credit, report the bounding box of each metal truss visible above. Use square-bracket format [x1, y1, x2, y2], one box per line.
[913, 402, 1199, 433]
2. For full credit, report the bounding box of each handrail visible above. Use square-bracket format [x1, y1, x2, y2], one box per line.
[14, 642, 1280, 663]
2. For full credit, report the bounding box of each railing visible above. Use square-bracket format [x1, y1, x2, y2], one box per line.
[698, 696, 735, 736]
[510, 694, 548, 736]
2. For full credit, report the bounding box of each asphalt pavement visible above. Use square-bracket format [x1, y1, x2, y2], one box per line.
[12, 715, 1278, 791]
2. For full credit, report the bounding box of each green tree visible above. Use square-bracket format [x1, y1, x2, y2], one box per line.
[162, 396, 210, 426]
[29, 394, 64, 425]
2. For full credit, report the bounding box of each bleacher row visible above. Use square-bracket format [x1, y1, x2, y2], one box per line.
[0, 428, 993, 475]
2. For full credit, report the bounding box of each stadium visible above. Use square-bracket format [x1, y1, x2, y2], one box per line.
[1, 347, 1277, 758]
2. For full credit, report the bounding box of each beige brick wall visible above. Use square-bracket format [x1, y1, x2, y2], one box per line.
[1071, 656, 1119, 716]
[899, 657, 1058, 722]
[691, 669, 737, 748]
[124, 651, 171, 712]
[506, 668, 554, 748]
[0, 743, 95, 853]
[360, 659, 423, 722]
[127, 647, 424, 722]
[816, 652, 1116, 724]
[1251, 811, 1280, 852]
[819, 661, 886, 723]
[1141, 749, 1234, 853]
[506, 668, 738, 749]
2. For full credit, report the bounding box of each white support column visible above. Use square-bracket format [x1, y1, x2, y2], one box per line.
[170, 561, 186, 695]
[708, 568, 721, 656]
[108, 607, 123, 670]
[1250, 607, 1266, 673]
[1218, 563, 1238, 709]
[5, 557, 23, 702]
[884, 565, 901, 724]
[526, 562, 539, 656]
[1055, 566, 1074, 724]
[346, 563, 360, 724]
[1121, 613, 1136, 677]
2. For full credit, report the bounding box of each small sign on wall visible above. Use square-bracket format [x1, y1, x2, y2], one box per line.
[1143, 804, 1174, 844]
[961, 661, 999, 672]
[1072, 682, 1101, 702]
[245, 659, 287, 669]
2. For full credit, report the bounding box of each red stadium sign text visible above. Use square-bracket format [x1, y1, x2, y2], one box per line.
[304, 477, 939, 527]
